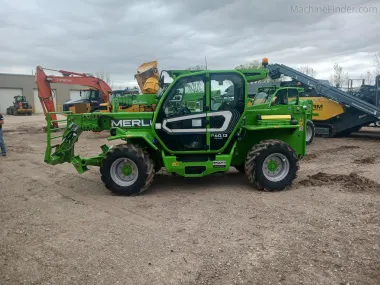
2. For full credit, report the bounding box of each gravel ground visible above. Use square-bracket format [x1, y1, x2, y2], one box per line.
[0, 114, 379, 285]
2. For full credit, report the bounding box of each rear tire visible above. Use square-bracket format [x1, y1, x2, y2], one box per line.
[306, 120, 315, 145]
[244, 140, 299, 191]
[100, 144, 155, 196]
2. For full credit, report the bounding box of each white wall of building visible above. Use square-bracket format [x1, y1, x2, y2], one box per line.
[0, 88, 23, 113]
[33, 89, 57, 113]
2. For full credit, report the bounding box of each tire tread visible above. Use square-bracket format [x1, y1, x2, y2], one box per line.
[100, 144, 155, 195]
[244, 139, 299, 191]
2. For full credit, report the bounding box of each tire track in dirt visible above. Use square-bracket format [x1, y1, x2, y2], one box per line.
[4, 154, 160, 229]
[303, 145, 361, 162]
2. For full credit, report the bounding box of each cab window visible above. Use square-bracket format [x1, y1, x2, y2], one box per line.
[162, 76, 205, 118]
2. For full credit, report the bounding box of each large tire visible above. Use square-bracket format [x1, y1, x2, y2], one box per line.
[100, 144, 155, 196]
[306, 120, 315, 145]
[244, 140, 299, 191]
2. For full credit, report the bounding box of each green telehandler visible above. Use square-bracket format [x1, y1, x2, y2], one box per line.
[250, 85, 315, 144]
[44, 68, 309, 196]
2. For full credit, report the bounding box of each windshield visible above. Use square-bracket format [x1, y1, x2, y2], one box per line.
[156, 71, 174, 98]
[252, 88, 276, 105]
[80, 90, 99, 100]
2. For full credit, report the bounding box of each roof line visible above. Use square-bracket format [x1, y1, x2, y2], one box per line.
[0, 73, 34, 77]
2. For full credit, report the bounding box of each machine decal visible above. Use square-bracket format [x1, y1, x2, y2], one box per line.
[161, 111, 232, 134]
[213, 160, 226, 168]
[111, 119, 152, 128]
[211, 133, 228, 139]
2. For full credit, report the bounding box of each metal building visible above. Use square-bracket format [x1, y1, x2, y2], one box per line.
[0, 73, 84, 114]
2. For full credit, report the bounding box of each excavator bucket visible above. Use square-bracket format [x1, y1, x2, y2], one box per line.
[135, 60, 160, 94]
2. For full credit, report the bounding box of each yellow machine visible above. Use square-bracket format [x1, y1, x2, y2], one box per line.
[305, 97, 345, 121]
[134, 60, 160, 94]
[96, 61, 160, 113]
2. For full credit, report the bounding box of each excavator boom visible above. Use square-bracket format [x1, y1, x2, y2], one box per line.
[35, 66, 58, 126]
[35, 66, 113, 124]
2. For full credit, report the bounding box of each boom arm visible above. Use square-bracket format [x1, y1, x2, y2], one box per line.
[35, 66, 112, 125]
[266, 63, 380, 119]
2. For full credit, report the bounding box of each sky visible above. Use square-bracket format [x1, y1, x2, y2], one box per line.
[0, 0, 379, 89]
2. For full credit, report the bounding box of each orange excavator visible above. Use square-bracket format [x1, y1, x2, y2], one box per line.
[35, 66, 112, 127]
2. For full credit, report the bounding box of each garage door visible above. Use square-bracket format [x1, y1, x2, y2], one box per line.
[0, 88, 23, 114]
[33, 89, 57, 114]
[70, 90, 81, 101]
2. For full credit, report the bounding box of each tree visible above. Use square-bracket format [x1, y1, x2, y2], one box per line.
[185, 65, 206, 92]
[234, 60, 279, 83]
[330, 63, 349, 88]
[297, 66, 317, 78]
[374, 52, 380, 74]
[360, 70, 375, 85]
[187, 65, 206, 71]
[94, 71, 113, 88]
[234, 60, 262, 70]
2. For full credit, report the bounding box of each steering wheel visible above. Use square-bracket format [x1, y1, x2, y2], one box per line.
[181, 106, 191, 115]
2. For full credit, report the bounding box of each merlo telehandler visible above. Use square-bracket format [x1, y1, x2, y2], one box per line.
[250, 86, 315, 144]
[44, 68, 308, 196]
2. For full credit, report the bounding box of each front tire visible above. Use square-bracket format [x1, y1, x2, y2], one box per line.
[306, 120, 315, 145]
[244, 140, 299, 191]
[100, 144, 155, 196]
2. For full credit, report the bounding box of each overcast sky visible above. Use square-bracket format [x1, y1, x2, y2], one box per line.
[1, 0, 379, 88]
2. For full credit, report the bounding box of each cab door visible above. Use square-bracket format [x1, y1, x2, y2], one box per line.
[208, 73, 246, 151]
[153, 74, 210, 152]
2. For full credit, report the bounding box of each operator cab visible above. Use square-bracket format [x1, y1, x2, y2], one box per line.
[154, 71, 245, 152]
[15, 95, 26, 102]
[251, 87, 300, 107]
[80, 89, 104, 103]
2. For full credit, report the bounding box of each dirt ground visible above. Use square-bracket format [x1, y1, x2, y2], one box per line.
[0, 114, 379, 285]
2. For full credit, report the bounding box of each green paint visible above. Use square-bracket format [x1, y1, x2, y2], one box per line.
[267, 160, 278, 172]
[122, 164, 133, 176]
[44, 68, 307, 180]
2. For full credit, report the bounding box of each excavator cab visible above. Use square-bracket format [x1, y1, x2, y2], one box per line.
[63, 88, 104, 113]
